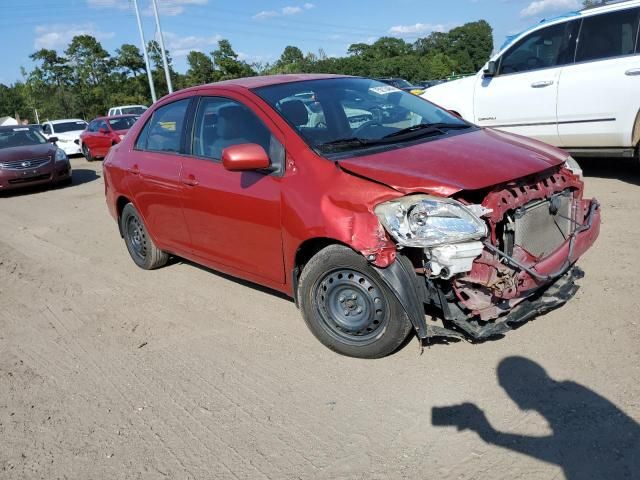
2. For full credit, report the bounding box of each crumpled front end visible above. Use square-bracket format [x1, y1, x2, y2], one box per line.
[419, 168, 600, 339]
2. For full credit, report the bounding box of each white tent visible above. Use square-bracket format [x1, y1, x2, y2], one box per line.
[0, 116, 19, 126]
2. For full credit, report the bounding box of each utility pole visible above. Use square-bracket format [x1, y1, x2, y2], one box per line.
[132, 0, 157, 103]
[150, 0, 173, 94]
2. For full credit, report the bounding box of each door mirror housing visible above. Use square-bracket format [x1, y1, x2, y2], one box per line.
[483, 61, 497, 78]
[48, 136, 58, 143]
[222, 144, 271, 171]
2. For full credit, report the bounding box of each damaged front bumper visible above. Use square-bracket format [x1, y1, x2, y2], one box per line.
[375, 196, 600, 342]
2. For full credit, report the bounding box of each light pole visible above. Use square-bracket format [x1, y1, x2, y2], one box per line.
[132, 0, 157, 103]
[150, 0, 173, 94]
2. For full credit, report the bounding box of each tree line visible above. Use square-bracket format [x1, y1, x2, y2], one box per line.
[0, 20, 493, 122]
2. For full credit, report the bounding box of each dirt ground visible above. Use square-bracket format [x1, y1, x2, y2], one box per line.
[1, 156, 639, 479]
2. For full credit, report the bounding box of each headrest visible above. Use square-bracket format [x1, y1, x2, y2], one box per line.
[280, 100, 309, 127]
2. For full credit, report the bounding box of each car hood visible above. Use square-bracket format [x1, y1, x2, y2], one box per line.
[421, 75, 476, 102]
[0, 143, 55, 163]
[337, 128, 568, 197]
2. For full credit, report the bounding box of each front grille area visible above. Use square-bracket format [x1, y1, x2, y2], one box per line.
[0, 157, 51, 170]
[8, 174, 51, 184]
[510, 190, 574, 258]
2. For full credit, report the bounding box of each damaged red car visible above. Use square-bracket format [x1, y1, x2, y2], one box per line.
[103, 74, 600, 358]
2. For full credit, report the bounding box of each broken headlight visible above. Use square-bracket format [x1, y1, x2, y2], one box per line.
[563, 156, 583, 179]
[375, 195, 487, 247]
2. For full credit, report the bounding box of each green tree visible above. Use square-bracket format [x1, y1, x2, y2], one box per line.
[27, 49, 73, 118]
[211, 39, 255, 80]
[186, 50, 216, 86]
[115, 44, 145, 77]
[65, 35, 112, 117]
[274, 45, 305, 73]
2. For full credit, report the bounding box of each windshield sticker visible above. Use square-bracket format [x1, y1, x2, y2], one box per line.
[12, 128, 30, 131]
[369, 85, 401, 95]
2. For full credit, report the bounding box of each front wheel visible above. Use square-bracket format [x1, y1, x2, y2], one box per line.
[120, 203, 168, 270]
[297, 245, 412, 358]
[82, 143, 94, 162]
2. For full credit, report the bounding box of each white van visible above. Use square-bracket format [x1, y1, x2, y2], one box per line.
[107, 105, 148, 116]
[422, 0, 640, 159]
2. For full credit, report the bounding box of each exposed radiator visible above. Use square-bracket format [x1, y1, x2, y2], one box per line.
[512, 190, 574, 258]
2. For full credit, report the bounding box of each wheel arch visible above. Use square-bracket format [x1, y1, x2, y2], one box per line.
[632, 108, 640, 149]
[115, 195, 132, 237]
[291, 237, 351, 305]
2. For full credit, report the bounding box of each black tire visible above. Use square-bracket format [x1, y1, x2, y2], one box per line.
[120, 203, 168, 270]
[82, 143, 94, 162]
[297, 245, 413, 358]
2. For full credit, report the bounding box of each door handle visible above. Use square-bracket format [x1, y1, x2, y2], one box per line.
[531, 80, 554, 88]
[625, 68, 640, 76]
[127, 165, 140, 175]
[181, 174, 199, 187]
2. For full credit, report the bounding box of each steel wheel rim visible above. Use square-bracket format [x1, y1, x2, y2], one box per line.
[126, 215, 147, 260]
[314, 268, 389, 344]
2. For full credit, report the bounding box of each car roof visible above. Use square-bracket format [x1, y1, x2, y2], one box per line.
[0, 125, 39, 132]
[179, 73, 349, 95]
[100, 114, 139, 120]
[47, 118, 86, 124]
[498, 0, 640, 53]
[111, 105, 147, 109]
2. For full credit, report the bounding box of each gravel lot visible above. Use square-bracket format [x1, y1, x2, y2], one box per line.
[1, 156, 639, 479]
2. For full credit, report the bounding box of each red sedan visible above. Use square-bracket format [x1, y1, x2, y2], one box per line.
[103, 74, 600, 358]
[79, 114, 138, 161]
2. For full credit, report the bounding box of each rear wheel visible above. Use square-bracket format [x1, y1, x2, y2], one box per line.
[120, 203, 168, 270]
[298, 245, 412, 358]
[82, 143, 94, 162]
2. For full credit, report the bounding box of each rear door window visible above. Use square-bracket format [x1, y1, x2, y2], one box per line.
[135, 99, 190, 153]
[575, 7, 640, 62]
[499, 21, 580, 74]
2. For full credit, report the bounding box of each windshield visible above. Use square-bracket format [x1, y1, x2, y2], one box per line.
[388, 78, 412, 89]
[52, 121, 87, 133]
[0, 127, 48, 149]
[121, 106, 147, 115]
[254, 78, 469, 155]
[108, 116, 138, 130]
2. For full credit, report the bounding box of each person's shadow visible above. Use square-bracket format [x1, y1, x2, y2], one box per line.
[432, 357, 639, 479]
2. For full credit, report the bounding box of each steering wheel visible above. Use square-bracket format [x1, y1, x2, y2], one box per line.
[353, 120, 384, 137]
[524, 56, 543, 70]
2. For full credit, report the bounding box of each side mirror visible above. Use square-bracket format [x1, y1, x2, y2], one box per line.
[48, 136, 58, 143]
[99, 127, 109, 134]
[483, 61, 497, 78]
[222, 144, 270, 172]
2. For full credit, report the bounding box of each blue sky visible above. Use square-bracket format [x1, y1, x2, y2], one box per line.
[0, 0, 583, 84]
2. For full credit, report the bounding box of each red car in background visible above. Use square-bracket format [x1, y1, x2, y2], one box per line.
[79, 115, 138, 161]
[103, 74, 600, 358]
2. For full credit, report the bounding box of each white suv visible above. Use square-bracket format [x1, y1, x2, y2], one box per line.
[107, 105, 148, 116]
[422, 1, 640, 159]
